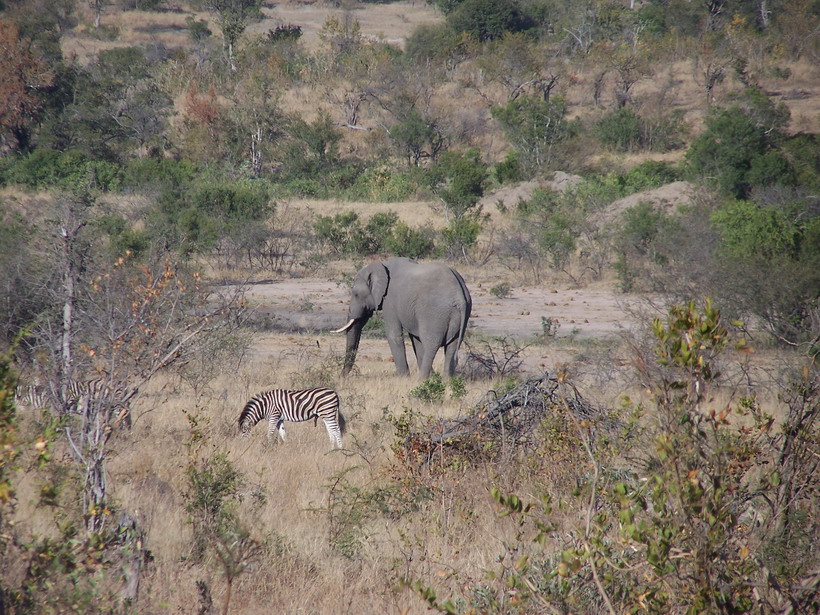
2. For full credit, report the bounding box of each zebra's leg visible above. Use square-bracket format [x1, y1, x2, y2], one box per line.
[277, 421, 287, 443]
[323, 418, 342, 449]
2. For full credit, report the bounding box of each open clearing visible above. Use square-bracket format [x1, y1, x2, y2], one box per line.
[243, 274, 641, 376]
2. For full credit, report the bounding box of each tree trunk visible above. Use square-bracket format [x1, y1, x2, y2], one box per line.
[59, 219, 85, 414]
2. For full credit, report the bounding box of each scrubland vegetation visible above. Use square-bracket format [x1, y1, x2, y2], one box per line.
[0, 0, 818, 613]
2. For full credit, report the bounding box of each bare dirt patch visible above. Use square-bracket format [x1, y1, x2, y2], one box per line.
[242, 275, 641, 377]
[254, 1, 443, 49]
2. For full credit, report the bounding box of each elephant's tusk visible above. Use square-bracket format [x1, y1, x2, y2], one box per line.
[332, 319, 356, 333]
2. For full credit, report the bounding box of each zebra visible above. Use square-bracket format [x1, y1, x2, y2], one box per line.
[238, 387, 346, 449]
[66, 378, 132, 426]
[14, 384, 50, 410]
[15, 379, 131, 425]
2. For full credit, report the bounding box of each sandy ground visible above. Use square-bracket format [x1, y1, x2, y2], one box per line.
[241, 274, 642, 379]
[245, 277, 637, 339]
[254, 1, 442, 49]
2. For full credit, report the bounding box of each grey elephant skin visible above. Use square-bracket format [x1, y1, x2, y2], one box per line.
[334, 258, 472, 379]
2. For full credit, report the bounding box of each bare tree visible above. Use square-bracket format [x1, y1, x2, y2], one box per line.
[29, 196, 248, 535]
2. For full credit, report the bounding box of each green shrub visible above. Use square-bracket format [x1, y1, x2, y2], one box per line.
[429, 148, 488, 219]
[595, 107, 643, 152]
[441, 216, 483, 258]
[359, 211, 400, 254]
[5, 150, 122, 192]
[265, 23, 302, 43]
[446, 0, 534, 42]
[281, 176, 322, 197]
[190, 179, 273, 223]
[782, 133, 820, 191]
[493, 150, 523, 185]
[712, 199, 799, 261]
[491, 95, 574, 174]
[123, 158, 197, 192]
[348, 166, 417, 202]
[95, 214, 149, 258]
[314, 211, 362, 254]
[747, 150, 797, 188]
[389, 111, 446, 167]
[5, 150, 63, 187]
[489, 282, 512, 299]
[314, 210, 423, 257]
[621, 160, 681, 190]
[404, 23, 463, 64]
[385, 222, 436, 259]
[184, 454, 242, 539]
[410, 372, 447, 403]
[449, 376, 467, 399]
[685, 98, 795, 197]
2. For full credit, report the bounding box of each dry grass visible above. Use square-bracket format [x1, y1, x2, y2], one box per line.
[88, 356, 518, 614]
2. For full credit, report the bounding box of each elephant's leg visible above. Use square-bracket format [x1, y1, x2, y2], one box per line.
[410, 335, 425, 370]
[443, 336, 464, 377]
[386, 328, 410, 375]
[418, 345, 438, 380]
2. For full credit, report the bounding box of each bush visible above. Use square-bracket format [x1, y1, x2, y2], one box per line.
[404, 23, 463, 65]
[189, 179, 273, 223]
[491, 95, 574, 174]
[123, 158, 197, 192]
[4, 149, 122, 192]
[595, 107, 643, 152]
[686, 102, 795, 198]
[385, 222, 436, 259]
[493, 150, 523, 185]
[347, 166, 418, 202]
[266, 24, 302, 43]
[314, 210, 433, 258]
[621, 160, 681, 190]
[410, 372, 447, 403]
[747, 150, 797, 188]
[441, 216, 483, 258]
[429, 148, 488, 219]
[711, 199, 800, 261]
[613, 201, 674, 291]
[446, 0, 535, 42]
[782, 133, 820, 191]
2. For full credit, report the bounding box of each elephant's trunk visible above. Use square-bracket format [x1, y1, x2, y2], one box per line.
[341, 320, 365, 376]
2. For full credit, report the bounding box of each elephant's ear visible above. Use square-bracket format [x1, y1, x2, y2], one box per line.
[365, 262, 390, 309]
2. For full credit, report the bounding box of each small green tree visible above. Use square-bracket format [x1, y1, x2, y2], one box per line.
[200, 0, 264, 71]
[390, 111, 446, 167]
[429, 148, 488, 220]
[686, 93, 794, 198]
[491, 95, 574, 175]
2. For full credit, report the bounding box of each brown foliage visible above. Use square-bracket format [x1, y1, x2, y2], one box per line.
[0, 18, 54, 152]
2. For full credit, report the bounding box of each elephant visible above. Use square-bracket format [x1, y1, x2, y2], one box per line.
[333, 258, 472, 379]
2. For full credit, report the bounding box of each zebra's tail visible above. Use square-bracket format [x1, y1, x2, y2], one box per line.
[338, 407, 347, 435]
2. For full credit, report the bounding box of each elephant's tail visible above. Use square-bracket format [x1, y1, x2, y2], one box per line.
[451, 268, 472, 348]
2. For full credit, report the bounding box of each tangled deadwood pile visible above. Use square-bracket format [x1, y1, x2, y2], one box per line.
[404, 373, 608, 465]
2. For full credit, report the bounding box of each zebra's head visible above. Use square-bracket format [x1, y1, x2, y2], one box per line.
[238, 398, 263, 436]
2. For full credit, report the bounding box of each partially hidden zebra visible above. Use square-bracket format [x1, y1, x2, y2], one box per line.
[238, 387, 346, 449]
[14, 384, 50, 410]
[15, 379, 131, 425]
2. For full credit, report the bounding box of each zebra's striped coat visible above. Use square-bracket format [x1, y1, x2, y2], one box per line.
[239, 387, 346, 449]
[15, 379, 131, 425]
